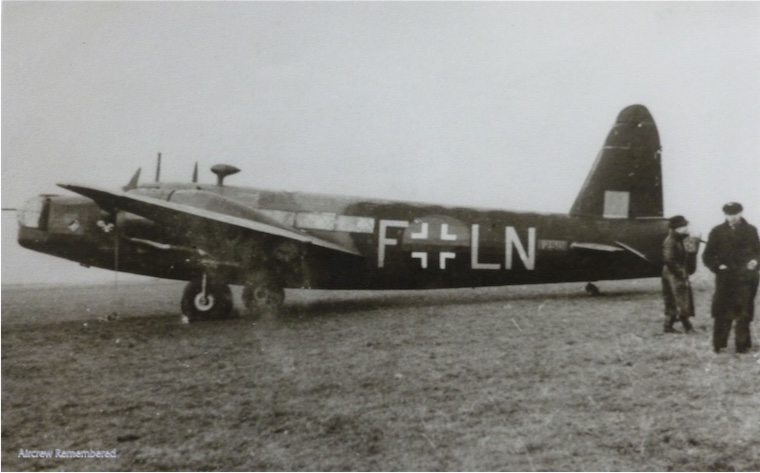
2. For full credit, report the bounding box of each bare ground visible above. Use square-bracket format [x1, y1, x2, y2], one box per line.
[2, 273, 759, 471]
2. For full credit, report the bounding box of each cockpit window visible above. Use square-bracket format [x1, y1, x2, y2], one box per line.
[17, 196, 49, 230]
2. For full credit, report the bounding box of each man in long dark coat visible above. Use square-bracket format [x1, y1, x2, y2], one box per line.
[702, 202, 760, 353]
[662, 215, 697, 333]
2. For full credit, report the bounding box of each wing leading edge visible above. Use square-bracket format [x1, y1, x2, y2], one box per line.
[58, 184, 363, 257]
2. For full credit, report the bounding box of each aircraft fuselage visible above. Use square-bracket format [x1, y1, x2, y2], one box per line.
[15, 104, 673, 320]
[18, 183, 668, 291]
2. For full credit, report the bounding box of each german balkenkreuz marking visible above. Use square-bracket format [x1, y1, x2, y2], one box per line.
[378, 219, 536, 270]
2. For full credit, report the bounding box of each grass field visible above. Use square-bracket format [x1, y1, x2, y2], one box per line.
[2, 272, 759, 471]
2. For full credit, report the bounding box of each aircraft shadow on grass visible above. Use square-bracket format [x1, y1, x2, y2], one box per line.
[276, 285, 660, 320]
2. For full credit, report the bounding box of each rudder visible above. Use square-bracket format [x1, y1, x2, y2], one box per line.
[570, 105, 663, 219]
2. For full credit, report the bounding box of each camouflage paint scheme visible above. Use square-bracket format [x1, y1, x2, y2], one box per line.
[17, 104, 668, 315]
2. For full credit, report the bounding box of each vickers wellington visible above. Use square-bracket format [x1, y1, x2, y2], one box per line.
[18, 104, 674, 320]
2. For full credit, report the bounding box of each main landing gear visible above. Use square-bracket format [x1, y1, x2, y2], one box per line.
[180, 272, 286, 321]
[181, 275, 233, 321]
[242, 274, 285, 320]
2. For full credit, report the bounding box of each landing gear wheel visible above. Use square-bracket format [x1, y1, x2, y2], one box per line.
[243, 280, 285, 319]
[181, 279, 233, 321]
[585, 282, 601, 296]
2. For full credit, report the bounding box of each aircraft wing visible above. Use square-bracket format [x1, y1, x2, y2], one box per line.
[58, 184, 362, 257]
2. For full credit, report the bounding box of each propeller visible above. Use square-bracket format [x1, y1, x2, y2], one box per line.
[110, 219, 122, 319]
[107, 165, 145, 319]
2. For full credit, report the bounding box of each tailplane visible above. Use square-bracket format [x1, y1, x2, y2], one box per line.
[570, 104, 663, 219]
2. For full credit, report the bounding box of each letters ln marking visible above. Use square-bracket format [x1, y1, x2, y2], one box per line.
[471, 224, 500, 270]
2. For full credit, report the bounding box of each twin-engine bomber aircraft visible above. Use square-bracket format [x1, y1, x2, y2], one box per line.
[18, 104, 674, 320]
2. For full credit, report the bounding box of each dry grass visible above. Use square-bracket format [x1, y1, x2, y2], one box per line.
[2, 271, 759, 471]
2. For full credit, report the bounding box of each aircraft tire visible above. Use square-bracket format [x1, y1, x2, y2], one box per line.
[585, 282, 601, 296]
[181, 279, 233, 321]
[242, 281, 285, 319]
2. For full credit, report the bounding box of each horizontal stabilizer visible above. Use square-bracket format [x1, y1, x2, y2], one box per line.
[570, 242, 624, 252]
[613, 241, 651, 262]
[570, 240, 652, 263]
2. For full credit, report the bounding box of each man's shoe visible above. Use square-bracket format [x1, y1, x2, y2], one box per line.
[664, 327, 678, 333]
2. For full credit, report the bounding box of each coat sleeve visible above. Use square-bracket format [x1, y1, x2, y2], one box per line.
[750, 225, 760, 265]
[687, 251, 698, 275]
[702, 227, 722, 274]
[663, 237, 686, 278]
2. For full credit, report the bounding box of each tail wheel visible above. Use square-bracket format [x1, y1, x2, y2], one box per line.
[181, 278, 233, 321]
[243, 279, 285, 319]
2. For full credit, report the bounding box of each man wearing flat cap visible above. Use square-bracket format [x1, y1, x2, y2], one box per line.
[662, 215, 697, 333]
[702, 202, 760, 353]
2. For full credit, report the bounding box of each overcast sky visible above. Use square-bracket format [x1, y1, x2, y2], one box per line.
[2, 1, 759, 236]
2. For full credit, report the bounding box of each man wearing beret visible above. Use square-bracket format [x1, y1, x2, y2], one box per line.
[702, 202, 760, 353]
[661, 215, 697, 333]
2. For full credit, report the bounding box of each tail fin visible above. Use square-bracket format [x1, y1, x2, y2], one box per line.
[570, 104, 663, 219]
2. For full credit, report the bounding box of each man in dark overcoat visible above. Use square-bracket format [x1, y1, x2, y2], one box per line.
[661, 215, 697, 333]
[702, 202, 760, 353]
